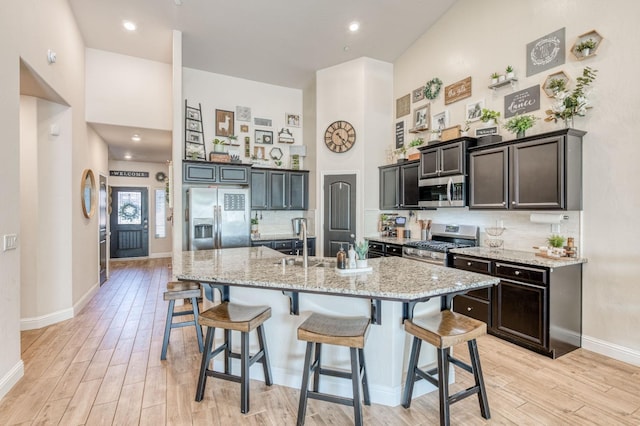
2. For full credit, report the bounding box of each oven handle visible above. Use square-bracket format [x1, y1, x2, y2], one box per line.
[446, 177, 453, 205]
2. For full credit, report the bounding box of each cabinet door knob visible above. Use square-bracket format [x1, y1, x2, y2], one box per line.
[515, 270, 521, 275]
[467, 307, 473, 311]
[467, 262, 472, 266]
[512, 201, 516, 205]
[502, 202, 506, 206]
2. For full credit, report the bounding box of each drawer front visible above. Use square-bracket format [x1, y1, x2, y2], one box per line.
[495, 262, 547, 286]
[452, 255, 492, 274]
[466, 287, 490, 301]
[369, 241, 385, 253]
[251, 241, 273, 248]
[386, 244, 403, 257]
[273, 240, 293, 250]
[453, 295, 490, 325]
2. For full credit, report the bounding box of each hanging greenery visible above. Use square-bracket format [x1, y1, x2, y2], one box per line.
[423, 77, 443, 100]
[119, 202, 140, 221]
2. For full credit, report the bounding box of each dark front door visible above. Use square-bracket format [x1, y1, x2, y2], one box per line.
[99, 175, 108, 284]
[323, 174, 356, 257]
[110, 186, 149, 258]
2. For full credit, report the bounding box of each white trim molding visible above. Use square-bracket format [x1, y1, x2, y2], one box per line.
[0, 360, 24, 400]
[582, 335, 640, 367]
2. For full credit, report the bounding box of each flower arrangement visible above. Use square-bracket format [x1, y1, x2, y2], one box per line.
[480, 108, 500, 124]
[503, 114, 538, 137]
[545, 67, 597, 126]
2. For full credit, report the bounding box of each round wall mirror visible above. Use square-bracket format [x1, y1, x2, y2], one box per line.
[81, 169, 96, 218]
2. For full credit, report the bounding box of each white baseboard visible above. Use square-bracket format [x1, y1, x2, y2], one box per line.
[20, 281, 99, 331]
[0, 360, 24, 400]
[582, 335, 640, 367]
[150, 252, 172, 259]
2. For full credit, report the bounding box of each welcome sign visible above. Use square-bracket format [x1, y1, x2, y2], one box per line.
[504, 85, 540, 118]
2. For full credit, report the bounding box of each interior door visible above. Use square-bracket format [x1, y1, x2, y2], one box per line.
[99, 174, 108, 284]
[110, 186, 149, 258]
[323, 174, 356, 257]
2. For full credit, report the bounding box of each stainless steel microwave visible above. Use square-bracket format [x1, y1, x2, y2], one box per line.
[418, 175, 466, 208]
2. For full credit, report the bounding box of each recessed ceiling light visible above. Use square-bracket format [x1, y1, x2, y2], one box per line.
[131, 134, 141, 142]
[349, 21, 360, 32]
[123, 20, 137, 32]
[124, 154, 132, 160]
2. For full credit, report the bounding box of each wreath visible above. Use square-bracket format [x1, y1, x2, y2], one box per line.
[119, 202, 140, 221]
[423, 77, 443, 100]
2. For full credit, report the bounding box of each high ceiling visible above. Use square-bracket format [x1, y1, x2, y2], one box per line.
[67, 0, 457, 162]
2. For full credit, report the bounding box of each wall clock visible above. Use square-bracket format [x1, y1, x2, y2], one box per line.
[324, 120, 356, 153]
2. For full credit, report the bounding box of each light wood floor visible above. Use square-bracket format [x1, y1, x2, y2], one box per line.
[1, 258, 640, 425]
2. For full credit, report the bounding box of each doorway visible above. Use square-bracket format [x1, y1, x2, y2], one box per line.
[110, 186, 149, 258]
[323, 174, 356, 257]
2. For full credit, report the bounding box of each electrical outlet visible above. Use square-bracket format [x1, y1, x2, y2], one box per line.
[3, 234, 18, 251]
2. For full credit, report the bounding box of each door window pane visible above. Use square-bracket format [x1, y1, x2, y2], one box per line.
[155, 189, 166, 238]
[117, 191, 142, 225]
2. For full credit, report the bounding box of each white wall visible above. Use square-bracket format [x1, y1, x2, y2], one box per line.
[108, 160, 173, 257]
[393, 0, 640, 363]
[86, 48, 172, 130]
[315, 58, 393, 254]
[0, 0, 108, 398]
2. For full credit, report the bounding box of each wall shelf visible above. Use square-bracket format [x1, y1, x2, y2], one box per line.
[488, 77, 518, 91]
[543, 71, 571, 98]
[571, 29, 603, 60]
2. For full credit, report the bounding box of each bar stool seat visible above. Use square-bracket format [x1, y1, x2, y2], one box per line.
[195, 302, 272, 414]
[161, 281, 204, 360]
[402, 310, 490, 426]
[296, 313, 371, 426]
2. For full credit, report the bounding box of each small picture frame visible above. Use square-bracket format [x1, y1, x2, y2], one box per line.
[236, 106, 251, 122]
[186, 131, 201, 143]
[253, 146, 265, 160]
[412, 86, 425, 103]
[215, 109, 234, 137]
[413, 104, 430, 130]
[466, 99, 485, 122]
[432, 110, 450, 131]
[186, 108, 201, 121]
[187, 120, 202, 132]
[240, 124, 249, 133]
[286, 113, 300, 127]
[255, 129, 273, 144]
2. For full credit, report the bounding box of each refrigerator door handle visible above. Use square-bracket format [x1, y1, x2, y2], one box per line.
[216, 205, 222, 248]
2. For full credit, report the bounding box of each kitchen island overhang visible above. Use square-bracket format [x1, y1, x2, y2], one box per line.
[173, 246, 499, 406]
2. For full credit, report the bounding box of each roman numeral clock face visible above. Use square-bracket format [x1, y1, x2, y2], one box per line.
[324, 120, 356, 153]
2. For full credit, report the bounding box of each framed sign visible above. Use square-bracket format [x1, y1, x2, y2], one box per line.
[526, 28, 565, 77]
[504, 85, 540, 118]
[432, 110, 450, 131]
[444, 77, 472, 105]
[412, 86, 425, 103]
[255, 129, 273, 144]
[215, 109, 234, 137]
[396, 94, 410, 118]
[475, 126, 499, 137]
[466, 99, 484, 122]
[395, 121, 405, 149]
[236, 106, 251, 122]
[413, 104, 429, 130]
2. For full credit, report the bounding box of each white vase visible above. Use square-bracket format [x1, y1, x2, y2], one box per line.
[491, 78, 498, 85]
[356, 259, 368, 269]
[498, 75, 506, 82]
[484, 119, 496, 127]
[213, 144, 225, 153]
[506, 72, 515, 79]
[582, 48, 591, 57]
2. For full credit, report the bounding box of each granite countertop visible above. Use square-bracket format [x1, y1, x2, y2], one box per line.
[251, 233, 315, 241]
[174, 247, 498, 301]
[450, 247, 587, 268]
[366, 235, 423, 245]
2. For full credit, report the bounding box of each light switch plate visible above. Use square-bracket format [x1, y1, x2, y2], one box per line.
[3, 234, 18, 251]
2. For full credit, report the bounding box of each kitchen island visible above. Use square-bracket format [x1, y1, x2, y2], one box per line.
[173, 246, 499, 406]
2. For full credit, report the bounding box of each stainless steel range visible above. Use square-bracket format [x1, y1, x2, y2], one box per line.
[402, 223, 479, 265]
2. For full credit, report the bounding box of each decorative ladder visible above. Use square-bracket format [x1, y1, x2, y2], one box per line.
[185, 100, 206, 160]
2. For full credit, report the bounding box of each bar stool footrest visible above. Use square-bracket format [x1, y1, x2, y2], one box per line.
[317, 367, 353, 380]
[308, 391, 355, 407]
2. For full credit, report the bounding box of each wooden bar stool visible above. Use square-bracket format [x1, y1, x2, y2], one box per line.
[195, 302, 272, 414]
[161, 281, 204, 360]
[402, 310, 490, 426]
[296, 313, 370, 426]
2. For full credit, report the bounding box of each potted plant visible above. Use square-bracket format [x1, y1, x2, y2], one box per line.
[547, 234, 566, 248]
[228, 135, 238, 145]
[490, 72, 499, 85]
[461, 120, 471, 137]
[505, 65, 515, 79]
[250, 217, 259, 235]
[503, 114, 538, 138]
[354, 240, 369, 268]
[576, 38, 597, 57]
[212, 138, 227, 153]
[480, 108, 500, 126]
[547, 78, 567, 95]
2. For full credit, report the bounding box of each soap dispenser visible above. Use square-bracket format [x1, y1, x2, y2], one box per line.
[348, 244, 357, 269]
[336, 245, 346, 269]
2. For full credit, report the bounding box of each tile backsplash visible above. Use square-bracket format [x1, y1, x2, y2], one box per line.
[251, 209, 316, 236]
[368, 209, 581, 253]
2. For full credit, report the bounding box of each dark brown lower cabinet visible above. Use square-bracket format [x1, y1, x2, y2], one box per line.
[452, 253, 582, 358]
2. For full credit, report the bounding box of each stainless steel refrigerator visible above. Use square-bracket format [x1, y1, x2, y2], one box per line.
[187, 187, 250, 250]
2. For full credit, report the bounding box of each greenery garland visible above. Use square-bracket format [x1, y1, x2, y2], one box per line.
[119, 202, 140, 221]
[423, 77, 443, 100]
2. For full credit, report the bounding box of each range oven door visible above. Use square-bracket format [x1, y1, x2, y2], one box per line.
[418, 175, 466, 208]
